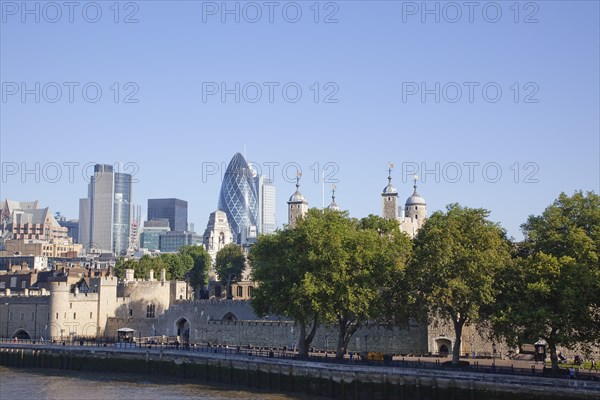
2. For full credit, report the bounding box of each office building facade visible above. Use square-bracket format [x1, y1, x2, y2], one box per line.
[147, 198, 188, 232]
[78, 164, 133, 255]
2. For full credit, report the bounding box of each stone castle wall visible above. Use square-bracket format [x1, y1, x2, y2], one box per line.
[106, 300, 429, 354]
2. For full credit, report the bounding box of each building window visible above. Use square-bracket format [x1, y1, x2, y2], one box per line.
[10, 277, 16, 288]
[0, 282, 4, 289]
[20, 313, 24, 320]
[73, 313, 76, 320]
[70, 303, 73, 309]
[129, 309, 133, 317]
[237, 286, 243, 298]
[90, 312, 93, 319]
[248, 286, 254, 298]
[56, 312, 59, 320]
[31, 312, 34, 321]
[146, 304, 155, 318]
[21, 281, 26, 289]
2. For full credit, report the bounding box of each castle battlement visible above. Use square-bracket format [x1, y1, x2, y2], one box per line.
[68, 292, 99, 300]
[0, 294, 50, 304]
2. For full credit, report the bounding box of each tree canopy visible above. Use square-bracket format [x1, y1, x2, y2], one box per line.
[250, 209, 412, 358]
[409, 204, 512, 365]
[215, 243, 246, 299]
[490, 191, 600, 372]
[179, 245, 212, 297]
[112, 252, 193, 282]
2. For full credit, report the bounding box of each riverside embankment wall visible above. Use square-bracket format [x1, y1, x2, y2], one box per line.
[1, 345, 599, 400]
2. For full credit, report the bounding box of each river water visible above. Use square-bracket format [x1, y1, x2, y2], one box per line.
[0, 366, 310, 400]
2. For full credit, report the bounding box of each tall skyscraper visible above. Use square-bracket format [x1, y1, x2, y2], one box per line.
[113, 172, 133, 254]
[78, 164, 133, 255]
[218, 153, 259, 244]
[147, 198, 188, 232]
[257, 176, 276, 234]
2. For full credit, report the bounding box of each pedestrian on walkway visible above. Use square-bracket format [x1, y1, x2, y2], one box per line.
[590, 359, 597, 371]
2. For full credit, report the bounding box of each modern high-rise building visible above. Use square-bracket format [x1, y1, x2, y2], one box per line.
[78, 164, 133, 255]
[159, 231, 202, 253]
[147, 198, 188, 232]
[218, 153, 260, 244]
[113, 172, 133, 255]
[141, 219, 170, 251]
[256, 176, 276, 234]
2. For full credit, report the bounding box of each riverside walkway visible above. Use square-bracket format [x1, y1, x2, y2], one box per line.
[1, 341, 599, 399]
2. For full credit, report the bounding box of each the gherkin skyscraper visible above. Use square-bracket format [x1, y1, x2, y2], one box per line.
[218, 153, 259, 244]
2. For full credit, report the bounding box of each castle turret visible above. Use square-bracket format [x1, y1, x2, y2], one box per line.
[382, 163, 398, 220]
[327, 185, 341, 212]
[49, 281, 71, 340]
[404, 175, 427, 227]
[287, 173, 308, 228]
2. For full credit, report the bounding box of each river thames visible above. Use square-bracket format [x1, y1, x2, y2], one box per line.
[0, 366, 314, 400]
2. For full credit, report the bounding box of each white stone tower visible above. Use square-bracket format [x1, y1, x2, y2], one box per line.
[404, 176, 427, 228]
[288, 173, 308, 228]
[382, 163, 399, 220]
[202, 209, 234, 278]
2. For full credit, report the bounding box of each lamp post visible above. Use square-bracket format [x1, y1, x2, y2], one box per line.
[34, 303, 38, 341]
[325, 335, 329, 359]
[4, 303, 9, 340]
[365, 335, 368, 356]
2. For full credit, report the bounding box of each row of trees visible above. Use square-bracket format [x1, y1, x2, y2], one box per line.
[249, 191, 600, 372]
[113, 245, 211, 294]
[113, 244, 247, 300]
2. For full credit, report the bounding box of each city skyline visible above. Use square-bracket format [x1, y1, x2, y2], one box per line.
[1, 2, 598, 241]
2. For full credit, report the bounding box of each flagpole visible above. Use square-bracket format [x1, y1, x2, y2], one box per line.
[322, 170, 325, 209]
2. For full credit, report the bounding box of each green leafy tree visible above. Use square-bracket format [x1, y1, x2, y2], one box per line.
[250, 227, 319, 358]
[357, 215, 414, 327]
[179, 245, 211, 298]
[250, 210, 412, 359]
[491, 191, 600, 373]
[160, 252, 194, 281]
[309, 212, 412, 358]
[137, 254, 165, 279]
[113, 257, 137, 279]
[215, 243, 246, 299]
[409, 204, 512, 365]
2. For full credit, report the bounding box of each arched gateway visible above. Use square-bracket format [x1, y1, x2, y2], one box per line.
[176, 318, 190, 343]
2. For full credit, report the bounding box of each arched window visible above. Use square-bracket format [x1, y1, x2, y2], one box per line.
[146, 304, 156, 318]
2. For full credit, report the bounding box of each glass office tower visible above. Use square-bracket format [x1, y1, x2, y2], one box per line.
[147, 198, 188, 232]
[218, 153, 259, 244]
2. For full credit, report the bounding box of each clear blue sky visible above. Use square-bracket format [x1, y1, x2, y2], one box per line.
[1, 0, 599, 240]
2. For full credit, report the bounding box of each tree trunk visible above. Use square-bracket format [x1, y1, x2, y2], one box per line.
[226, 275, 232, 300]
[452, 319, 464, 365]
[548, 340, 559, 374]
[297, 316, 318, 359]
[335, 317, 350, 360]
[298, 323, 309, 358]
